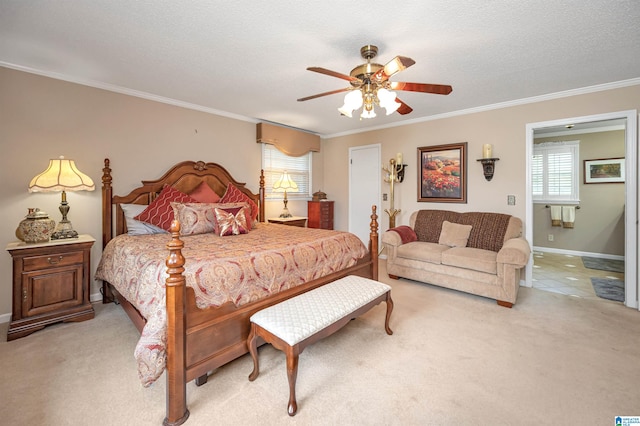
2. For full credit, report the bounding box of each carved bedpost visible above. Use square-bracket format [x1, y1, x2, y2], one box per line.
[102, 158, 113, 249]
[259, 169, 266, 222]
[370, 205, 379, 281]
[164, 220, 190, 426]
[101, 159, 113, 303]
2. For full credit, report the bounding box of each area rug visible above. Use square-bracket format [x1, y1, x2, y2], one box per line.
[590, 278, 624, 302]
[581, 256, 624, 273]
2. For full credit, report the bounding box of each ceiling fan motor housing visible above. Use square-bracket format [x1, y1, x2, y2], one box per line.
[350, 45, 384, 87]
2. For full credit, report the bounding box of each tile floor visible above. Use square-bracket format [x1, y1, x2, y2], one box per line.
[531, 250, 625, 303]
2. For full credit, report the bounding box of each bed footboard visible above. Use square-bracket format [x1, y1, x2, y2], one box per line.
[163, 206, 379, 425]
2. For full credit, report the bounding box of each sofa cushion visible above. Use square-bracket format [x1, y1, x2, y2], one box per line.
[397, 241, 448, 265]
[438, 221, 472, 247]
[441, 247, 497, 274]
[413, 210, 513, 252]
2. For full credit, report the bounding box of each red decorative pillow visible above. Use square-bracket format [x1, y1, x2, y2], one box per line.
[134, 185, 197, 231]
[213, 206, 249, 236]
[219, 183, 258, 224]
[189, 181, 221, 203]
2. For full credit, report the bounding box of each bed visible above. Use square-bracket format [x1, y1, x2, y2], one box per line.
[97, 158, 379, 425]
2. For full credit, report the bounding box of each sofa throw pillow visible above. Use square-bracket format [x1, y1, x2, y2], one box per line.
[213, 206, 249, 236]
[438, 220, 472, 247]
[387, 225, 418, 244]
[121, 203, 167, 235]
[189, 181, 221, 203]
[219, 183, 258, 225]
[134, 185, 197, 231]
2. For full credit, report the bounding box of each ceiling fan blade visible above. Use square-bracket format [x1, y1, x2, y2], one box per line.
[389, 82, 453, 95]
[297, 87, 350, 102]
[395, 98, 413, 115]
[307, 67, 361, 83]
[372, 56, 416, 82]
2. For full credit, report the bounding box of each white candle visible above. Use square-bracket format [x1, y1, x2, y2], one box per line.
[396, 152, 403, 165]
[482, 144, 493, 159]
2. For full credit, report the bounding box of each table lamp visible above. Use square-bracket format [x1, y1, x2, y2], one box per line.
[272, 171, 298, 218]
[28, 156, 95, 239]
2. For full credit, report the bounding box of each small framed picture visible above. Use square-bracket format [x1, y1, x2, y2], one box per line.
[584, 158, 625, 184]
[418, 142, 467, 203]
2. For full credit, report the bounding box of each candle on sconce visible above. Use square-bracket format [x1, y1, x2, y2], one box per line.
[396, 152, 403, 165]
[482, 144, 493, 159]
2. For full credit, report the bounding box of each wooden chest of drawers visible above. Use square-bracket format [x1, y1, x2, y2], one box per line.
[307, 201, 334, 230]
[6, 235, 95, 340]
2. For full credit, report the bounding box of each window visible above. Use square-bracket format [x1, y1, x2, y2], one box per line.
[532, 141, 579, 203]
[262, 144, 312, 199]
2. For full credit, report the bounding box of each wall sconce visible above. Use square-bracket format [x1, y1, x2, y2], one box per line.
[477, 144, 498, 181]
[477, 158, 499, 181]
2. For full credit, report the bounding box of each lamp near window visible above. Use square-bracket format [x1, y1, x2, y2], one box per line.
[272, 171, 298, 218]
[28, 156, 95, 239]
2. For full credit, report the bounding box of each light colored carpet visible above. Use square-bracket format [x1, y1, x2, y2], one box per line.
[1, 260, 639, 425]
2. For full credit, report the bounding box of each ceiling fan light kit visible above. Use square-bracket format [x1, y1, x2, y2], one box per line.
[298, 45, 452, 120]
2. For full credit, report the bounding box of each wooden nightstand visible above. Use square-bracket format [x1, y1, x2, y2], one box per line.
[268, 217, 307, 227]
[5, 234, 95, 341]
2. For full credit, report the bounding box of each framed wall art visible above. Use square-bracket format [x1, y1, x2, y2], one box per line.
[584, 158, 625, 184]
[418, 142, 467, 203]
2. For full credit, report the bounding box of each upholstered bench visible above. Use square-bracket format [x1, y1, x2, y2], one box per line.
[246, 275, 394, 416]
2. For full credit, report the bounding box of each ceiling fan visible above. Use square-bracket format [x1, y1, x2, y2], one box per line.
[297, 45, 452, 119]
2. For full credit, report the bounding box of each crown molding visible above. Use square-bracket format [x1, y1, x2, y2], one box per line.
[3, 61, 638, 139]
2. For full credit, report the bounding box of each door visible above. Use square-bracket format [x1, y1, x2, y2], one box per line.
[349, 144, 381, 246]
[525, 110, 638, 310]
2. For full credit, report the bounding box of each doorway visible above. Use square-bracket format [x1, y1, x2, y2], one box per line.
[348, 144, 381, 246]
[525, 110, 638, 310]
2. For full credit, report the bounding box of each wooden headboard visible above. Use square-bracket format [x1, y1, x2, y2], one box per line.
[101, 158, 265, 248]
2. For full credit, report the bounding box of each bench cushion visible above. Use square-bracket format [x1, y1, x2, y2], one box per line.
[250, 276, 391, 346]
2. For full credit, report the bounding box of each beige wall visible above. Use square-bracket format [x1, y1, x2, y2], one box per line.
[0, 67, 318, 316]
[533, 130, 625, 255]
[322, 87, 640, 260]
[1, 66, 639, 317]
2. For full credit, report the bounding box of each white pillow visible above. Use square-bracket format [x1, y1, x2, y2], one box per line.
[121, 204, 167, 235]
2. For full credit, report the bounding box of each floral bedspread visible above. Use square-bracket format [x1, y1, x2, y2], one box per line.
[95, 223, 366, 386]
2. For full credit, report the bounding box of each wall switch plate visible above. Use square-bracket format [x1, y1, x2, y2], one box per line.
[507, 195, 516, 205]
[548, 234, 554, 241]
[383, 193, 388, 201]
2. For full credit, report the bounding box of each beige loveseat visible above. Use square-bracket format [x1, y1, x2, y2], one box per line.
[382, 210, 531, 307]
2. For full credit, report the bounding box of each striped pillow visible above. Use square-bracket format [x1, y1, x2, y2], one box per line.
[134, 185, 197, 231]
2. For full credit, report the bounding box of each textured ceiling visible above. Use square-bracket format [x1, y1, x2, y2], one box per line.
[1, 1, 639, 137]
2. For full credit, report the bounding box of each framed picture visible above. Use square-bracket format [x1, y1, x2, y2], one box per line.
[584, 158, 625, 184]
[418, 142, 467, 203]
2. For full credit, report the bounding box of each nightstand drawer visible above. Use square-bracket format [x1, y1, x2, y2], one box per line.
[22, 251, 84, 272]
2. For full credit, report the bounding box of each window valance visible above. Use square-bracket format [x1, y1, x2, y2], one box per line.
[256, 122, 320, 157]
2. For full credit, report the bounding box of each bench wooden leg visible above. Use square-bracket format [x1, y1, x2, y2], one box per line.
[285, 344, 300, 416]
[247, 323, 260, 381]
[384, 292, 394, 335]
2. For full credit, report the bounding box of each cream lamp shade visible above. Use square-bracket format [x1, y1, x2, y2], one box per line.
[28, 156, 95, 239]
[272, 171, 298, 218]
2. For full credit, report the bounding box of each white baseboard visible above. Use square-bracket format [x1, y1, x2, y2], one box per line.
[532, 246, 625, 261]
[0, 312, 10, 324]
